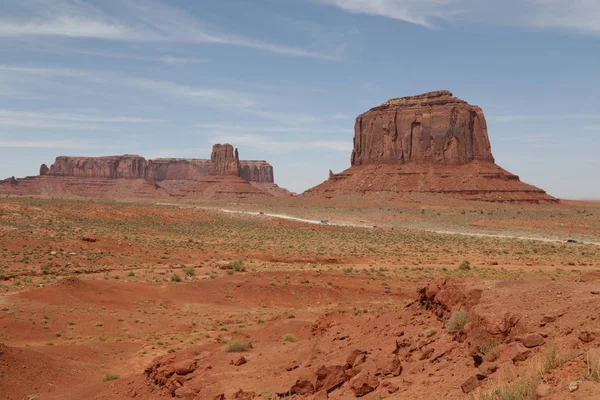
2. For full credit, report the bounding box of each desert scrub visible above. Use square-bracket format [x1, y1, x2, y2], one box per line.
[541, 344, 573, 372]
[476, 340, 500, 362]
[102, 373, 119, 382]
[231, 259, 245, 272]
[446, 310, 469, 333]
[458, 260, 471, 270]
[171, 273, 182, 282]
[183, 266, 195, 277]
[282, 334, 298, 342]
[223, 339, 250, 353]
[585, 353, 600, 381]
[475, 377, 538, 400]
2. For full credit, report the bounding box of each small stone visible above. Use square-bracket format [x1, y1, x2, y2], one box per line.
[461, 376, 478, 394]
[522, 333, 545, 348]
[213, 395, 225, 400]
[233, 356, 247, 366]
[387, 383, 399, 394]
[568, 381, 579, 392]
[536, 383, 551, 398]
[290, 379, 314, 395]
[476, 362, 498, 380]
[508, 344, 532, 363]
[349, 372, 379, 397]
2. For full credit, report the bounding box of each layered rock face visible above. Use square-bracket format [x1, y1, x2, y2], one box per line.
[48, 155, 150, 180]
[352, 91, 494, 166]
[149, 159, 211, 182]
[306, 91, 557, 203]
[209, 144, 240, 176]
[1, 143, 286, 199]
[240, 161, 274, 183]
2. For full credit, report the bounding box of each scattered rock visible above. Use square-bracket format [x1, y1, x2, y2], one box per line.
[346, 349, 367, 368]
[536, 383, 551, 398]
[349, 372, 379, 397]
[290, 379, 315, 395]
[476, 362, 498, 380]
[508, 343, 532, 363]
[568, 381, 579, 393]
[81, 236, 98, 243]
[173, 385, 197, 400]
[233, 356, 247, 366]
[311, 390, 328, 400]
[213, 395, 225, 400]
[461, 376, 479, 394]
[315, 365, 348, 393]
[173, 360, 197, 375]
[386, 382, 399, 394]
[232, 389, 256, 399]
[578, 330, 597, 343]
[521, 333, 545, 348]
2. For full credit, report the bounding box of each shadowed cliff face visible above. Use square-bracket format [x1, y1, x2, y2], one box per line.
[42, 146, 275, 184]
[351, 91, 494, 166]
[210, 144, 240, 176]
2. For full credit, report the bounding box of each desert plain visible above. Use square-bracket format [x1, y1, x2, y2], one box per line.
[1, 195, 600, 400]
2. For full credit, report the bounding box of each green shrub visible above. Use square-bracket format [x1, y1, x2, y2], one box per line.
[282, 334, 298, 342]
[223, 339, 249, 352]
[446, 310, 469, 333]
[458, 260, 471, 270]
[102, 373, 119, 382]
[231, 259, 245, 272]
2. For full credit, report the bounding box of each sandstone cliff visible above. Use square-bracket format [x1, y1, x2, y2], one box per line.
[306, 91, 557, 203]
[47, 155, 150, 180]
[240, 161, 274, 183]
[352, 90, 494, 166]
[2, 144, 286, 199]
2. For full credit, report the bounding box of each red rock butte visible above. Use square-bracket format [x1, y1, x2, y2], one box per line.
[306, 91, 557, 203]
[0, 144, 290, 199]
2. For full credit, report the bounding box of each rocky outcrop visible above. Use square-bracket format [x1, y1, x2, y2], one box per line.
[210, 144, 240, 176]
[240, 161, 273, 183]
[352, 91, 494, 166]
[305, 90, 557, 203]
[2, 144, 287, 199]
[47, 155, 150, 180]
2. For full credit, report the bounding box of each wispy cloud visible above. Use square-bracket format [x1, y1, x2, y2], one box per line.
[211, 133, 352, 153]
[0, 0, 338, 59]
[0, 139, 104, 148]
[0, 64, 257, 109]
[317, 0, 600, 36]
[491, 114, 600, 122]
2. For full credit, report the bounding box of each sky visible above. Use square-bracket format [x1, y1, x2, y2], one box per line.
[0, 0, 598, 198]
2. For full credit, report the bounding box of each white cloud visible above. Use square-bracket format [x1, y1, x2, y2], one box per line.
[211, 133, 352, 153]
[0, 139, 103, 148]
[0, 64, 257, 109]
[0, 0, 338, 59]
[0, 109, 161, 124]
[317, 0, 600, 35]
[491, 114, 600, 122]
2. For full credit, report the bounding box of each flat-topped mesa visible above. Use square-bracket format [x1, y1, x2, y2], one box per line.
[209, 144, 240, 176]
[47, 155, 150, 180]
[352, 90, 495, 166]
[240, 161, 274, 183]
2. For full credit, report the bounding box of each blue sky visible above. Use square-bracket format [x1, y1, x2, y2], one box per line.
[0, 0, 598, 198]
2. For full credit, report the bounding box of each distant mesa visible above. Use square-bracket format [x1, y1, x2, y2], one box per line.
[306, 90, 557, 203]
[0, 144, 291, 199]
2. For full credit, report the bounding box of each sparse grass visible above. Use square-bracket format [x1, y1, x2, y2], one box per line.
[446, 309, 469, 333]
[102, 373, 119, 382]
[282, 333, 298, 342]
[223, 339, 250, 353]
[171, 273, 182, 282]
[541, 344, 573, 372]
[475, 377, 538, 400]
[183, 266, 195, 277]
[476, 340, 500, 362]
[585, 354, 600, 382]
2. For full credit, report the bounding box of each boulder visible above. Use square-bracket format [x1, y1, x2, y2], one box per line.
[521, 333, 545, 348]
[290, 379, 315, 395]
[461, 376, 479, 394]
[315, 365, 348, 393]
[349, 372, 379, 397]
